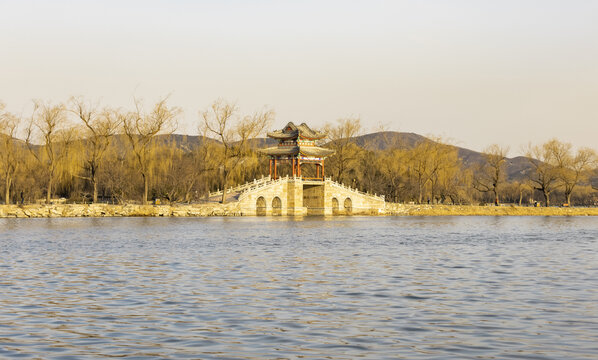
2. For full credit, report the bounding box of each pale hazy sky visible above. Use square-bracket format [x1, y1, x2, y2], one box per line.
[1, 0, 597, 154]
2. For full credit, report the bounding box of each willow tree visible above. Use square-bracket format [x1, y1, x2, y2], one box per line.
[429, 144, 461, 204]
[200, 99, 274, 203]
[26, 101, 76, 204]
[407, 139, 442, 204]
[325, 117, 362, 184]
[0, 103, 22, 204]
[550, 140, 596, 205]
[525, 139, 562, 207]
[473, 144, 509, 205]
[148, 138, 214, 203]
[123, 98, 179, 205]
[379, 148, 407, 202]
[70, 97, 121, 203]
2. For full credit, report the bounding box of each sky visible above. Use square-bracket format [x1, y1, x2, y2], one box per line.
[1, 0, 597, 155]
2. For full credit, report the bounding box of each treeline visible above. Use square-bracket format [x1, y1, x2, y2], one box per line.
[324, 119, 598, 207]
[0, 98, 270, 205]
[1, 98, 597, 206]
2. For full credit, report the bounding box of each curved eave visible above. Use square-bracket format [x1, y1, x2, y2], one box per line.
[299, 134, 326, 141]
[259, 146, 299, 156]
[267, 131, 298, 140]
[299, 147, 335, 157]
[297, 123, 327, 140]
[259, 145, 335, 157]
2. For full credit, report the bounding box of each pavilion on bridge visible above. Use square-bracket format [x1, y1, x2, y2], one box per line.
[259, 122, 335, 180]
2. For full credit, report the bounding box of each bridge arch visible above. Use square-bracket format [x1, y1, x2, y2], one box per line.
[272, 196, 282, 216]
[332, 197, 339, 215]
[256, 196, 267, 216]
[344, 197, 352, 214]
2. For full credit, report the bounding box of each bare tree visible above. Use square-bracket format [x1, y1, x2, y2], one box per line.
[407, 138, 453, 204]
[99, 146, 137, 204]
[325, 117, 362, 183]
[379, 148, 407, 202]
[429, 145, 462, 204]
[0, 103, 22, 204]
[200, 99, 274, 203]
[525, 139, 562, 207]
[551, 142, 596, 205]
[123, 98, 180, 205]
[26, 101, 76, 204]
[149, 138, 216, 203]
[70, 97, 121, 203]
[473, 144, 509, 205]
[407, 140, 433, 204]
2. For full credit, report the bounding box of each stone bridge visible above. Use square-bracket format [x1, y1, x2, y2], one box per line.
[209, 176, 385, 216]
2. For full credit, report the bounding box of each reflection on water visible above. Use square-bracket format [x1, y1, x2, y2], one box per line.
[1, 216, 598, 359]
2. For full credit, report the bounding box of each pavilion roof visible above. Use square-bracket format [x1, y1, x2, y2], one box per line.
[259, 145, 335, 157]
[267, 122, 327, 140]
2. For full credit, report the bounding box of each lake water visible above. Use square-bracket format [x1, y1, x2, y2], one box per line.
[1, 216, 597, 359]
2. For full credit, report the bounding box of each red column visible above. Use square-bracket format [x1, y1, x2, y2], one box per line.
[269, 159, 272, 178]
[292, 158, 296, 177]
[321, 161, 325, 179]
[274, 159, 277, 179]
[298, 160, 301, 178]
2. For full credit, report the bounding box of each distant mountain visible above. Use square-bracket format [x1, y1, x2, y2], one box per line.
[346, 131, 534, 182]
[154, 134, 219, 151]
[505, 156, 535, 182]
[9, 130, 534, 182]
[246, 137, 278, 148]
[350, 131, 427, 150]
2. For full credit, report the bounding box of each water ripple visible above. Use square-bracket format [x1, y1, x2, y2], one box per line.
[1, 216, 597, 359]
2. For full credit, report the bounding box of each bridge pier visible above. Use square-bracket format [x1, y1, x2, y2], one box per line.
[286, 178, 306, 216]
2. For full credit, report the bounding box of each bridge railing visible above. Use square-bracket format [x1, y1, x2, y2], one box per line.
[237, 175, 294, 201]
[209, 176, 385, 202]
[325, 178, 385, 201]
[209, 175, 272, 198]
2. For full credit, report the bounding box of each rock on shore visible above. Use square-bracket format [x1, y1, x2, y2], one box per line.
[0, 203, 244, 218]
[2, 203, 598, 218]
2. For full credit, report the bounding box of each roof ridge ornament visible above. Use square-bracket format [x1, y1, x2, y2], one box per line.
[266, 121, 327, 140]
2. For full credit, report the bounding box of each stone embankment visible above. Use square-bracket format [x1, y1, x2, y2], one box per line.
[0, 203, 244, 218]
[2, 203, 598, 218]
[384, 203, 598, 216]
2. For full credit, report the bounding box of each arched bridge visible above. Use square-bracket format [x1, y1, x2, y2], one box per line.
[209, 176, 385, 216]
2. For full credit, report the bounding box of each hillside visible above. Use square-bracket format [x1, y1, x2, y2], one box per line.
[116, 131, 536, 182]
[348, 131, 533, 182]
[11, 131, 534, 182]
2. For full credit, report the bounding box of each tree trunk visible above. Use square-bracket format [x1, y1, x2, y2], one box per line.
[221, 182, 227, 204]
[518, 190, 523, 206]
[566, 193, 572, 206]
[92, 178, 98, 204]
[91, 164, 98, 203]
[46, 178, 52, 204]
[221, 169, 228, 204]
[184, 178, 196, 204]
[543, 190, 550, 207]
[4, 176, 11, 205]
[142, 173, 149, 205]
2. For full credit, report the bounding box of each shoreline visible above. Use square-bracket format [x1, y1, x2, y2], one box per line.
[384, 204, 598, 216]
[1, 203, 598, 218]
